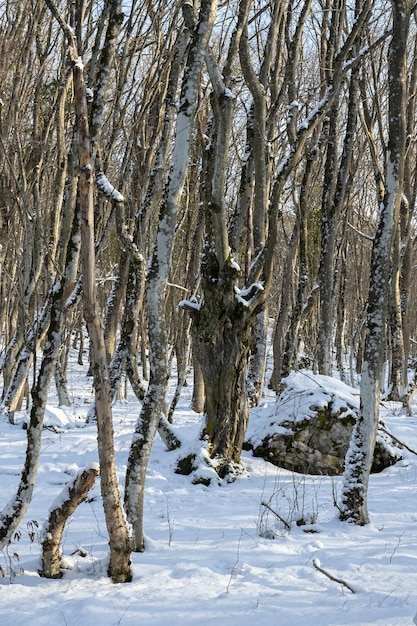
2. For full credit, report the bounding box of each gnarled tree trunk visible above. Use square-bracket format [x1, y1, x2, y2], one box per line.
[189, 266, 256, 473]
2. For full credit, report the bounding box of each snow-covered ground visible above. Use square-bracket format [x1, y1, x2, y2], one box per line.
[1, 361, 417, 626]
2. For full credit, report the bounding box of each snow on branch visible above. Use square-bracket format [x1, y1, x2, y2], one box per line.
[72, 56, 84, 71]
[228, 255, 241, 272]
[179, 296, 201, 314]
[40, 464, 99, 578]
[234, 282, 264, 307]
[45, 0, 76, 48]
[96, 172, 124, 202]
[347, 221, 374, 241]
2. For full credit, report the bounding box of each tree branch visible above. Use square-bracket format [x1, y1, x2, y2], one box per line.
[313, 558, 356, 593]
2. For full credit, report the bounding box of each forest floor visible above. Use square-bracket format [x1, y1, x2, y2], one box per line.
[1, 353, 417, 626]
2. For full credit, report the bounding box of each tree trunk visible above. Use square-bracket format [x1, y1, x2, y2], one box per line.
[191, 357, 205, 413]
[388, 226, 406, 400]
[317, 40, 360, 375]
[40, 465, 99, 578]
[280, 150, 316, 379]
[335, 240, 348, 383]
[247, 307, 268, 407]
[185, 249, 264, 476]
[168, 317, 192, 422]
[269, 221, 299, 391]
[124, 0, 217, 552]
[200, 351, 249, 471]
[339, 0, 410, 524]
[54, 360, 71, 407]
[70, 36, 132, 582]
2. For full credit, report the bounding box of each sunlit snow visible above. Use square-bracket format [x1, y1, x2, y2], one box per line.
[1, 359, 417, 625]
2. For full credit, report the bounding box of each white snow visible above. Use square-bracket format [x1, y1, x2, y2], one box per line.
[73, 57, 84, 71]
[1, 362, 417, 625]
[229, 257, 241, 271]
[178, 297, 201, 312]
[96, 172, 124, 202]
[234, 282, 264, 307]
[247, 370, 360, 448]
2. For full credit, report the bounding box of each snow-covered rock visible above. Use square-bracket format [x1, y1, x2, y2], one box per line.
[247, 371, 402, 475]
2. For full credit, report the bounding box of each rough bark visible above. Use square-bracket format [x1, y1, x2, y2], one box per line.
[189, 267, 256, 474]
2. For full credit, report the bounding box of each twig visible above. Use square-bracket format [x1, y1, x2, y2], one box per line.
[313, 558, 356, 593]
[261, 501, 291, 531]
[378, 425, 417, 457]
[226, 529, 243, 593]
[389, 531, 405, 564]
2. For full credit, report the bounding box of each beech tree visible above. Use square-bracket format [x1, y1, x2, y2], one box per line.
[124, 0, 219, 552]
[339, 0, 412, 525]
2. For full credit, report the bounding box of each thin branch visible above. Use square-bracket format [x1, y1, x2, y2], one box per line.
[261, 501, 291, 531]
[313, 559, 356, 593]
[347, 221, 374, 241]
[44, 0, 76, 46]
[378, 425, 417, 457]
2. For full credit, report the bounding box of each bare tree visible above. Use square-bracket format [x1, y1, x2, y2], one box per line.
[43, 0, 132, 581]
[124, 0, 218, 553]
[339, 0, 412, 524]
[316, 0, 362, 376]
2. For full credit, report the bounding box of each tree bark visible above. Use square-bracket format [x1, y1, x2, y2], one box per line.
[69, 34, 132, 581]
[247, 307, 269, 407]
[189, 269, 256, 474]
[388, 226, 406, 400]
[40, 465, 99, 578]
[124, 0, 217, 552]
[191, 357, 205, 413]
[339, 0, 410, 524]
